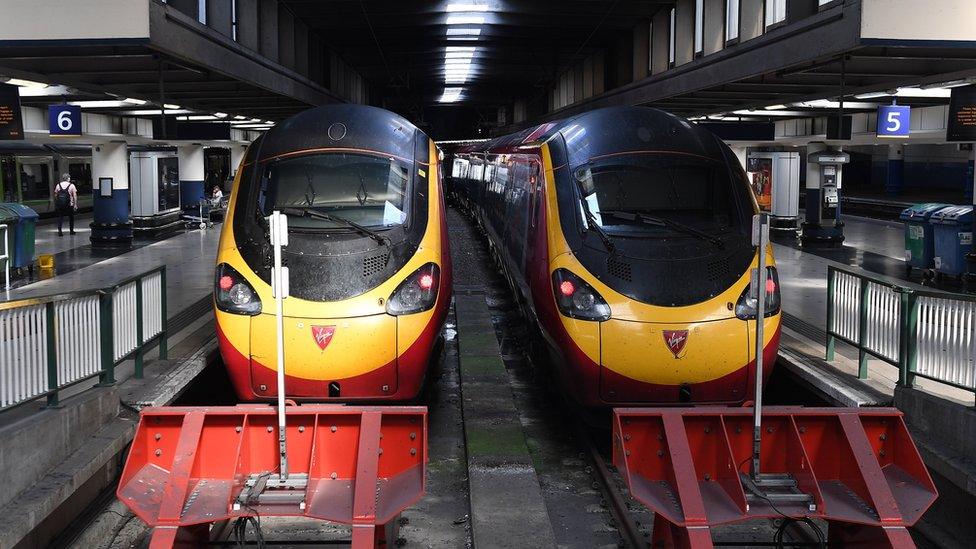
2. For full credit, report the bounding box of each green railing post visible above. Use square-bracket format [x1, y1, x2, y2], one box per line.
[98, 291, 116, 385]
[134, 277, 144, 379]
[897, 289, 910, 387]
[45, 302, 59, 407]
[825, 267, 836, 361]
[905, 292, 919, 388]
[158, 268, 168, 360]
[857, 278, 869, 379]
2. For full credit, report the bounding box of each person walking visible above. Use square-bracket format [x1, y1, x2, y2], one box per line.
[54, 173, 77, 236]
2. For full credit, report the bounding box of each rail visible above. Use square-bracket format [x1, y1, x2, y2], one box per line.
[826, 265, 976, 396]
[0, 266, 168, 411]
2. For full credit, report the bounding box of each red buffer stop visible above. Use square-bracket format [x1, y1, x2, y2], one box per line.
[612, 407, 937, 549]
[117, 405, 427, 548]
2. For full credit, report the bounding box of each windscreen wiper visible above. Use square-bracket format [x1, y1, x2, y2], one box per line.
[278, 207, 390, 247]
[580, 201, 616, 254]
[597, 209, 724, 249]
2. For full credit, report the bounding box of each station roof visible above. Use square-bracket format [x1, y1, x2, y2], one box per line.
[1, 1, 976, 139]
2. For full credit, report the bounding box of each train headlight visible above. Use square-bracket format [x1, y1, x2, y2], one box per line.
[735, 266, 781, 320]
[214, 263, 262, 315]
[387, 263, 440, 316]
[552, 269, 611, 321]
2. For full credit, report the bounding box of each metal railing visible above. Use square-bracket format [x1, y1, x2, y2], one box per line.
[1, 224, 9, 291]
[826, 265, 976, 396]
[0, 267, 167, 411]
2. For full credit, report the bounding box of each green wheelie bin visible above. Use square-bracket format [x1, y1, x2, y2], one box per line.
[900, 203, 950, 274]
[0, 203, 39, 272]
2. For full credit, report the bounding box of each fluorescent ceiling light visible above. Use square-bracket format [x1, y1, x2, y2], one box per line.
[123, 109, 192, 115]
[446, 77, 468, 84]
[732, 109, 808, 117]
[445, 52, 475, 59]
[214, 112, 228, 118]
[163, 104, 181, 110]
[854, 91, 891, 99]
[183, 115, 218, 121]
[123, 97, 147, 105]
[234, 115, 247, 120]
[764, 104, 787, 110]
[894, 86, 951, 98]
[439, 87, 464, 103]
[792, 99, 877, 109]
[265, 120, 274, 125]
[69, 100, 132, 108]
[5, 78, 48, 88]
[446, 3, 489, 12]
[17, 85, 71, 97]
[447, 27, 482, 36]
[447, 15, 485, 25]
[235, 124, 272, 129]
[446, 46, 476, 51]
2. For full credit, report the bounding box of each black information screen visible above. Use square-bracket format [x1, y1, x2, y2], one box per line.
[947, 85, 976, 142]
[0, 84, 24, 141]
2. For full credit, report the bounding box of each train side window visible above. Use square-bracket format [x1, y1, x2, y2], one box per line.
[19, 162, 51, 201]
[530, 162, 541, 228]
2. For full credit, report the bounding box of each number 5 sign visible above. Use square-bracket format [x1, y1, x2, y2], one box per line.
[48, 105, 82, 136]
[877, 105, 910, 138]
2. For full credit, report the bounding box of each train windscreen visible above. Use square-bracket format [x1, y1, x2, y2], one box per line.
[257, 152, 411, 230]
[573, 152, 751, 239]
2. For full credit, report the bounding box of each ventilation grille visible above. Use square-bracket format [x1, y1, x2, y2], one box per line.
[607, 256, 632, 281]
[706, 258, 730, 282]
[362, 252, 390, 277]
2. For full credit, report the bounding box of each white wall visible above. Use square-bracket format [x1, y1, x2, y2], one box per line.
[0, 0, 150, 41]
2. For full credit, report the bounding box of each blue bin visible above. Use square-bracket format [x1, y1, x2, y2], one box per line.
[930, 205, 973, 277]
[899, 203, 950, 270]
[0, 203, 39, 269]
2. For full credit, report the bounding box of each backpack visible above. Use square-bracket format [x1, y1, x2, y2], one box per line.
[54, 183, 71, 210]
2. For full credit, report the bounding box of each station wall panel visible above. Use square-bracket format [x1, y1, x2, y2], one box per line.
[861, 0, 976, 42]
[0, 0, 150, 41]
[236, 0, 260, 51]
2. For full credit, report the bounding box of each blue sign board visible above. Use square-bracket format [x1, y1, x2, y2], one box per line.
[48, 104, 82, 136]
[877, 105, 910, 138]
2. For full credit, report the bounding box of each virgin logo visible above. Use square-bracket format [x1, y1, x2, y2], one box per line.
[311, 325, 336, 350]
[663, 330, 689, 358]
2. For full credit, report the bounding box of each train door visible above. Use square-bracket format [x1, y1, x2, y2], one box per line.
[204, 147, 231, 194]
[66, 158, 93, 210]
[18, 157, 54, 213]
[0, 156, 17, 202]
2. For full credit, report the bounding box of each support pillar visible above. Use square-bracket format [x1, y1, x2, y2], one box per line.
[178, 145, 205, 208]
[885, 143, 905, 196]
[230, 144, 247, 182]
[90, 142, 133, 246]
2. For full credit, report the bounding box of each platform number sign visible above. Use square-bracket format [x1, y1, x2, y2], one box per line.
[877, 105, 910, 138]
[48, 105, 82, 136]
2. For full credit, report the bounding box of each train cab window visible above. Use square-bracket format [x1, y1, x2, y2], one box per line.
[67, 162, 93, 194]
[257, 152, 411, 230]
[19, 162, 51, 201]
[572, 153, 750, 238]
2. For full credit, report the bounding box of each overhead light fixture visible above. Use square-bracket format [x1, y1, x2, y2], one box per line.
[439, 87, 464, 103]
[764, 104, 787, 110]
[446, 3, 489, 12]
[792, 99, 877, 109]
[732, 109, 807, 117]
[893, 86, 951, 98]
[446, 14, 486, 25]
[446, 46, 477, 51]
[264, 120, 274, 125]
[214, 112, 228, 118]
[234, 115, 247, 120]
[124, 109, 192, 115]
[163, 104, 181, 110]
[16, 84, 71, 97]
[854, 91, 891, 100]
[69, 100, 132, 108]
[921, 78, 975, 90]
[447, 27, 482, 36]
[4, 78, 48, 88]
[124, 97, 148, 105]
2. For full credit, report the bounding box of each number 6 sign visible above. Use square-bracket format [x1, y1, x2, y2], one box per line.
[877, 105, 910, 138]
[48, 105, 82, 136]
